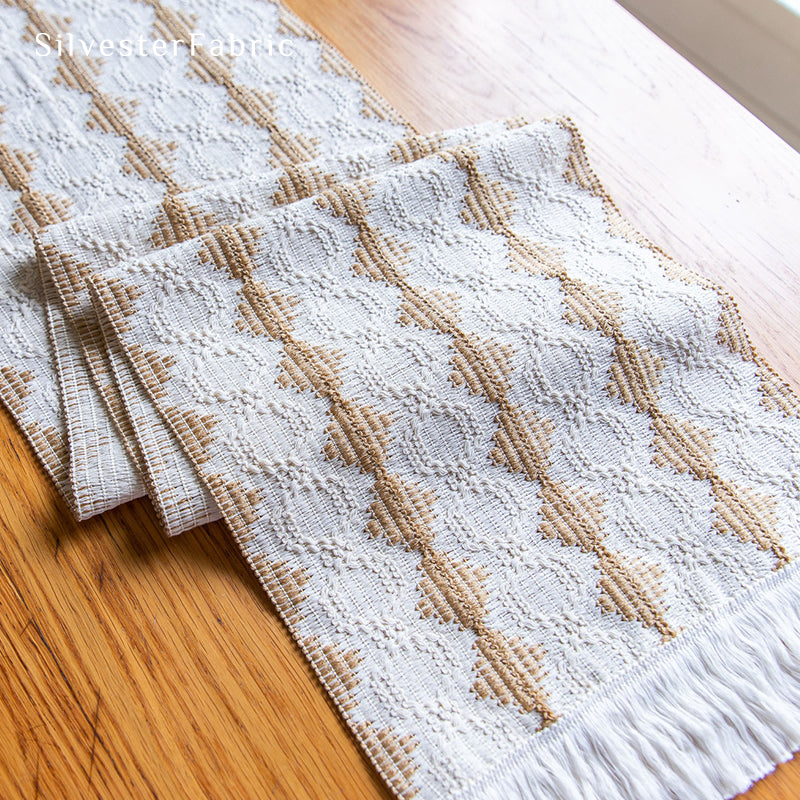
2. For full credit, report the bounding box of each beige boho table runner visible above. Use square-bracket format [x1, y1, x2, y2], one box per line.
[0, 0, 407, 526]
[2, 1, 800, 799]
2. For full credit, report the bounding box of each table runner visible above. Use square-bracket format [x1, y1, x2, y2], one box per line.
[0, 0, 408, 526]
[91, 118, 800, 798]
[2, 2, 800, 799]
[35, 118, 511, 533]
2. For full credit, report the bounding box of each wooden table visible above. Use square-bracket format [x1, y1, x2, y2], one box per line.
[2, 0, 799, 797]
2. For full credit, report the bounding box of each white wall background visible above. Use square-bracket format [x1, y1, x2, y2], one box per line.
[617, 0, 800, 151]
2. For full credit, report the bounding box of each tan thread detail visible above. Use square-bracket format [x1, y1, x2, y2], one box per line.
[561, 280, 624, 334]
[539, 481, 672, 636]
[85, 95, 139, 133]
[127, 344, 176, 400]
[389, 133, 448, 164]
[559, 117, 800, 420]
[596, 553, 668, 626]
[472, 630, 548, 714]
[361, 435, 555, 714]
[505, 238, 566, 279]
[360, 84, 392, 121]
[207, 218, 556, 726]
[397, 287, 460, 330]
[42, 260, 153, 503]
[458, 175, 517, 231]
[150, 194, 218, 249]
[13, 1, 182, 192]
[162, 406, 218, 465]
[321, 176, 676, 641]
[236, 286, 300, 338]
[417, 554, 488, 628]
[713, 482, 787, 567]
[539, 472, 671, 628]
[561, 124, 606, 199]
[0, 107, 73, 233]
[36, 243, 93, 315]
[198, 224, 263, 279]
[277, 341, 344, 393]
[606, 340, 664, 412]
[757, 363, 800, 417]
[96, 278, 143, 333]
[145, 1, 318, 166]
[301, 636, 362, 712]
[9, 187, 73, 234]
[249, 554, 309, 626]
[718, 297, 800, 417]
[353, 722, 419, 800]
[277, 6, 409, 129]
[651, 415, 716, 477]
[539, 484, 605, 549]
[505, 116, 531, 130]
[26, 421, 70, 485]
[206, 473, 262, 540]
[323, 399, 393, 472]
[0, 366, 34, 416]
[366, 474, 437, 550]
[449, 139, 791, 571]
[717, 294, 754, 361]
[606, 339, 789, 563]
[450, 335, 515, 401]
[271, 164, 339, 206]
[491, 408, 554, 476]
[198, 225, 304, 340]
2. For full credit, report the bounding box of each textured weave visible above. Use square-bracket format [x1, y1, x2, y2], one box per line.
[90, 118, 800, 799]
[36, 118, 511, 533]
[0, 0, 408, 527]
[3, 2, 800, 797]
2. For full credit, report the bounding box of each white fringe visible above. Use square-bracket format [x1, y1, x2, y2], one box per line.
[462, 563, 800, 800]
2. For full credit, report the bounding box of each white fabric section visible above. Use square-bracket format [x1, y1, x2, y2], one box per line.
[91, 120, 800, 799]
[0, 0, 407, 524]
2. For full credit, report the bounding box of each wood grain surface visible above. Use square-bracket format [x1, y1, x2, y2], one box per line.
[2, 0, 799, 798]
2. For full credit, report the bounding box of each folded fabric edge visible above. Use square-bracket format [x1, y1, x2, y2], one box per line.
[63, 116, 527, 536]
[35, 244, 147, 519]
[461, 560, 800, 800]
[92, 310, 222, 536]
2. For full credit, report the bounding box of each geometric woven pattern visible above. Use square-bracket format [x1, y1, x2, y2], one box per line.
[36, 119, 510, 533]
[0, 0, 408, 524]
[91, 119, 800, 799]
[3, 2, 800, 798]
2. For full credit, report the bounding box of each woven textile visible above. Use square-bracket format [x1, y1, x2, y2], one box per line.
[90, 118, 800, 799]
[0, 0, 407, 527]
[36, 118, 511, 533]
[2, 2, 800, 799]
